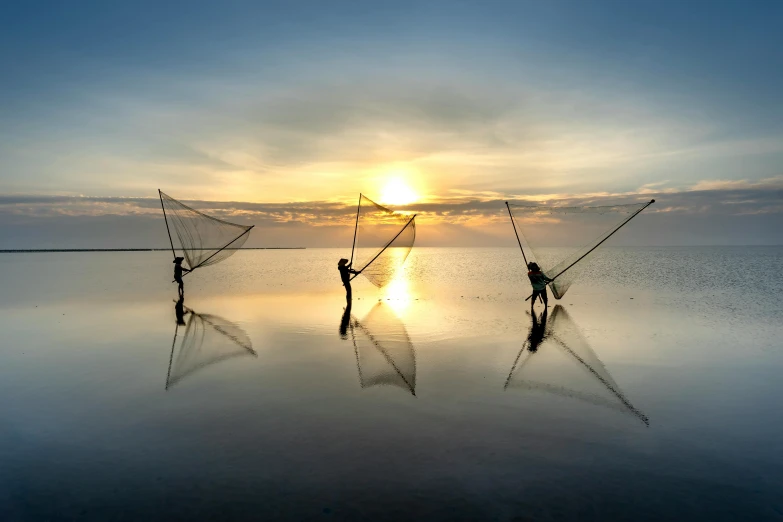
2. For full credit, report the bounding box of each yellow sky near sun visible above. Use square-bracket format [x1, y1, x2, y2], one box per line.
[178, 161, 431, 207]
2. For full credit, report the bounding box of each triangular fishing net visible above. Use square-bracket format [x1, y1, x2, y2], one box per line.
[506, 200, 654, 298]
[165, 307, 257, 389]
[159, 190, 254, 271]
[350, 194, 416, 288]
[505, 306, 648, 424]
[351, 303, 416, 395]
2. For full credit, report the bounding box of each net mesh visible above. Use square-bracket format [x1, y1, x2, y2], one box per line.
[351, 303, 416, 395]
[351, 194, 416, 288]
[507, 200, 652, 298]
[166, 307, 257, 389]
[160, 191, 253, 271]
[505, 305, 648, 424]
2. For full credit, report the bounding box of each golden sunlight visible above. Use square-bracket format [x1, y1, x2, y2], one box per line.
[380, 178, 418, 206]
[383, 276, 413, 316]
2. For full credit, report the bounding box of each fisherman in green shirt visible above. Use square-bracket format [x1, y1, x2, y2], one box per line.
[527, 262, 553, 310]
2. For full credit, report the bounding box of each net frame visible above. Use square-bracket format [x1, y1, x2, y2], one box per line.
[506, 199, 654, 299]
[349, 194, 417, 288]
[159, 190, 254, 273]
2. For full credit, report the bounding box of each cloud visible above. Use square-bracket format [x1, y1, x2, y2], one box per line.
[8, 46, 783, 205]
[1, 176, 781, 248]
[2, 175, 782, 221]
[690, 176, 783, 192]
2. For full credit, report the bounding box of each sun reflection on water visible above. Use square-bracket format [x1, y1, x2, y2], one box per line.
[382, 276, 414, 317]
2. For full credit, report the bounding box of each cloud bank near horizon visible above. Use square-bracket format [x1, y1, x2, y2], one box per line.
[1, 177, 780, 248]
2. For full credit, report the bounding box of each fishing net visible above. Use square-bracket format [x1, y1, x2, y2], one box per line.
[506, 200, 654, 298]
[159, 190, 254, 271]
[166, 307, 256, 389]
[505, 306, 648, 424]
[351, 303, 416, 395]
[350, 194, 416, 288]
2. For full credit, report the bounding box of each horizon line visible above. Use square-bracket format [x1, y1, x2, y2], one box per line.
[0, 247, 307, 253]
[1, 244, 781, 253]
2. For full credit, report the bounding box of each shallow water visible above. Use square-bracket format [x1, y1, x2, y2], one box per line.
[1, 247, 782, 521]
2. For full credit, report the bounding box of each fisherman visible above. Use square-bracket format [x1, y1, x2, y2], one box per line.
[173, 257, 190, 297]
[338, 258, 358, 302]
[527, 262, 553, 310]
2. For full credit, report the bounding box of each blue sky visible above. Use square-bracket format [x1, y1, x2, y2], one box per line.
[1, 0, 781, 246]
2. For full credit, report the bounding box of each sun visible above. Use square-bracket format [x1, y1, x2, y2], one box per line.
[380, 178, 418, 206]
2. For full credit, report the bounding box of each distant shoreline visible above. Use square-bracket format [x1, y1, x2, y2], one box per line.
[0, 248, 306, 253]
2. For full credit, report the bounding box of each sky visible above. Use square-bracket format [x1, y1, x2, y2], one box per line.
[1, 0, 781, 248]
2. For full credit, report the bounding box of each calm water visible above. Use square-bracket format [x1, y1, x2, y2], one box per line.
[1, 247, 782, 521]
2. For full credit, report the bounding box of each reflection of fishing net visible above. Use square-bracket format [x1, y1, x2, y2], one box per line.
[506, 200, 653, 298]
[166, 308, 256, 389]
[505, 306, 648, 424]
[351, 194, 416, 288]
[159, 190, 254, 271]
[351, 303, 416, 395]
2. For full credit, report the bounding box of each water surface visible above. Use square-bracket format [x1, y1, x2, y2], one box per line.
[1, 247, 782, 521]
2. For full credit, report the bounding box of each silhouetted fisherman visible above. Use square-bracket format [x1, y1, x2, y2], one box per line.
[173, 257, 190, 297]
[339, 302, 352, 339]
[527, 308, 548, 353]
[527, 262, 553, 311]
[175, 296, 189, 326]
[338, 258, 358, 302]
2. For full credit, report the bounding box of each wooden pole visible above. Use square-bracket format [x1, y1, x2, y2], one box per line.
[159, 189, 176, 259]
[506, 201, 529, 266]
[349, 194, 362, 268]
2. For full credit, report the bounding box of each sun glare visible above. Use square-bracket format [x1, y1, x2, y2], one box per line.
[380, 178, 418, 206]
[383, 276, 413, 316]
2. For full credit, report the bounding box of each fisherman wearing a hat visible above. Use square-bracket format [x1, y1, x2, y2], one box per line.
[173, 257, 191, 297]
[527, 262, 553, 311]
[338, 258, 359, 302]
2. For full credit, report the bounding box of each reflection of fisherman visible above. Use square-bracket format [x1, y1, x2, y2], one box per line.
[175, 296, 189, 325]
[339, 303, 352, 339]
[173, 257, 190, 297]
[527, 262, 553, 310]
[527, 308, 548, 352]
[338, 258, 359, 302]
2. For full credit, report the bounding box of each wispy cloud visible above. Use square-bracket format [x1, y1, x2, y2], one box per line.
[690, 176, 783, 192]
